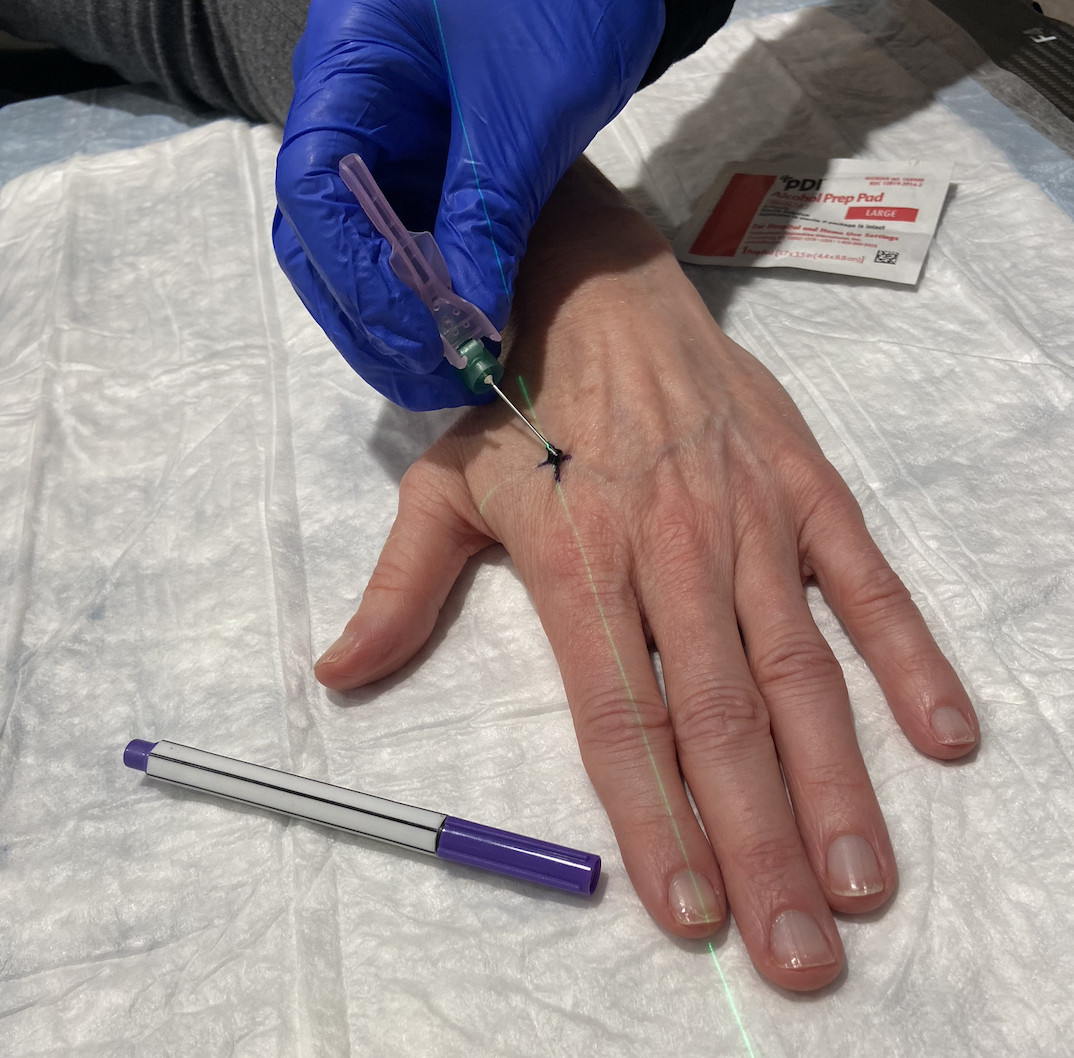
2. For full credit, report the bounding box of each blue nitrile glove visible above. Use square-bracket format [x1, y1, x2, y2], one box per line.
[273, 0, 665, 411]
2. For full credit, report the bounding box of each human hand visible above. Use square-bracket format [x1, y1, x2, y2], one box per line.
[273, 0, 664, 410]
[314, 160, 979, 990]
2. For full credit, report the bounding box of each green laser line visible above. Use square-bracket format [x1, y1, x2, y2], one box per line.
[477, 483, 500, 520]
[550, 484, 680, 825]
[476, 471, 527, 520]
[430, 0, 511, 297]
[516, 377, 677, 824]
[426, 11, 753, 1043]
[514, 375, 755, 1054]
[709, 943, 758, 1058]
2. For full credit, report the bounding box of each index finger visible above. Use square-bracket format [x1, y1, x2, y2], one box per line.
[522, 515, 727, 938]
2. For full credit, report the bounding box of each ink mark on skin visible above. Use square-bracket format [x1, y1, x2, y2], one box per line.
[537, 445, 571, 482]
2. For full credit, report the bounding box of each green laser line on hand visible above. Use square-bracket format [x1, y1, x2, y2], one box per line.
[517, 376, 755, 1054]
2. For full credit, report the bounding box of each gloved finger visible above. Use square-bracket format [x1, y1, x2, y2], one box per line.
[273, 210, 478, 410]
[276, 5, 452, 375]
[429, 1, 664, 328]
[275, 130, 447, 376]
[285, 0, 449, 220]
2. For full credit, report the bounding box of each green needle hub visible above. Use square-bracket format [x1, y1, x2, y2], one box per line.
[455, 338, 505, 394]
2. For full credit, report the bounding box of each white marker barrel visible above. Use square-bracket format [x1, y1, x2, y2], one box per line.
[133, 740, 444, 854]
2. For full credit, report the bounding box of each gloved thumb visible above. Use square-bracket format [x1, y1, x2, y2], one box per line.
[428, 3, 662, 331]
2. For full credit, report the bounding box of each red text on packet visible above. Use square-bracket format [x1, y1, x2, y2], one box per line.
[845, 206, 919, 222]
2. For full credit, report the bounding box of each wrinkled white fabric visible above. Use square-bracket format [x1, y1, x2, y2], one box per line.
[2, 3, 1072, 1056]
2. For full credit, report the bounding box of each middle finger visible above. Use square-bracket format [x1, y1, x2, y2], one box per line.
[640, 514, 844, 991]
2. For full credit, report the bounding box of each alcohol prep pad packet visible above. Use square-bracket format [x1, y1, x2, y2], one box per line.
[674, 159, 953, 284]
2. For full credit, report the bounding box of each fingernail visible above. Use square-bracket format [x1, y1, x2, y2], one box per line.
[668, 869, 721, 926]
[770, 910, 836, 970]
[826, 834, 884, 897]
[930, 705, 976, 745]
[316, 629, 357, 668]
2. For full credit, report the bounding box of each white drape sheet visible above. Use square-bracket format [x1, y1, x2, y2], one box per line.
[2, 3, 1071, 1055]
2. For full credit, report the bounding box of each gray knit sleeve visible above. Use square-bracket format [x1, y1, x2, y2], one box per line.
[0, 0, 307, 123]
[1, 1, 733, 126]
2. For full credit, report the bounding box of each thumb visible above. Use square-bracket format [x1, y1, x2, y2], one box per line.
[314, 467, 489, 691]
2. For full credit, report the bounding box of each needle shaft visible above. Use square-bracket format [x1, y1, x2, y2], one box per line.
[490, 382, 554, 451]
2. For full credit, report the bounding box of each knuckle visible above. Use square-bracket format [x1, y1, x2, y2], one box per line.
[397, 459, 440, 507]
[790, 460, 863, 535]
[636, 457, 711, 545]
[398, 460, 460, 525]
[644, 501, 708, 560]
[750, 633, 842, 695]
[845, 559, 914, 625]
[730, 488, 774, 544]
[793, 757, 868, 804]
[640, 493, 717, 599]
[573, 687, 670, 770]
[736, 831, 806, 888]
[365, 553, 416, 597]
[777, 444, 845, 500]
[530, 505, 624, 588]
[672, 678, 771, 759]
[395, 461, 486, 556]
[530, 521, 596, 583]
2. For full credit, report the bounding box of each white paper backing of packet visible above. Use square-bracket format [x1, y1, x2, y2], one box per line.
[674, 158, 953, 283]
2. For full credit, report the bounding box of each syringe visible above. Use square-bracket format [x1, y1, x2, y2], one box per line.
[339, 154, 563, 464]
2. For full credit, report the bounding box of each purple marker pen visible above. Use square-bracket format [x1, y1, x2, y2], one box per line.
[123, 740, 600, 896]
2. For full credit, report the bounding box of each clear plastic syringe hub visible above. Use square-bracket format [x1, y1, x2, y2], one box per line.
[339, 154, 501, 378]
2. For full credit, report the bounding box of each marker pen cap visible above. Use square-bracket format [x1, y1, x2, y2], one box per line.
[123, 740, 158, 771]
[436, 816, 601, 896]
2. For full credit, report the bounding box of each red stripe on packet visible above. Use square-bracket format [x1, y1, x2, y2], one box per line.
[689, 173, 777, 257]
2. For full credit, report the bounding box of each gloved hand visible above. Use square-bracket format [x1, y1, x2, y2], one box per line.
[273, 0, 664, 410]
